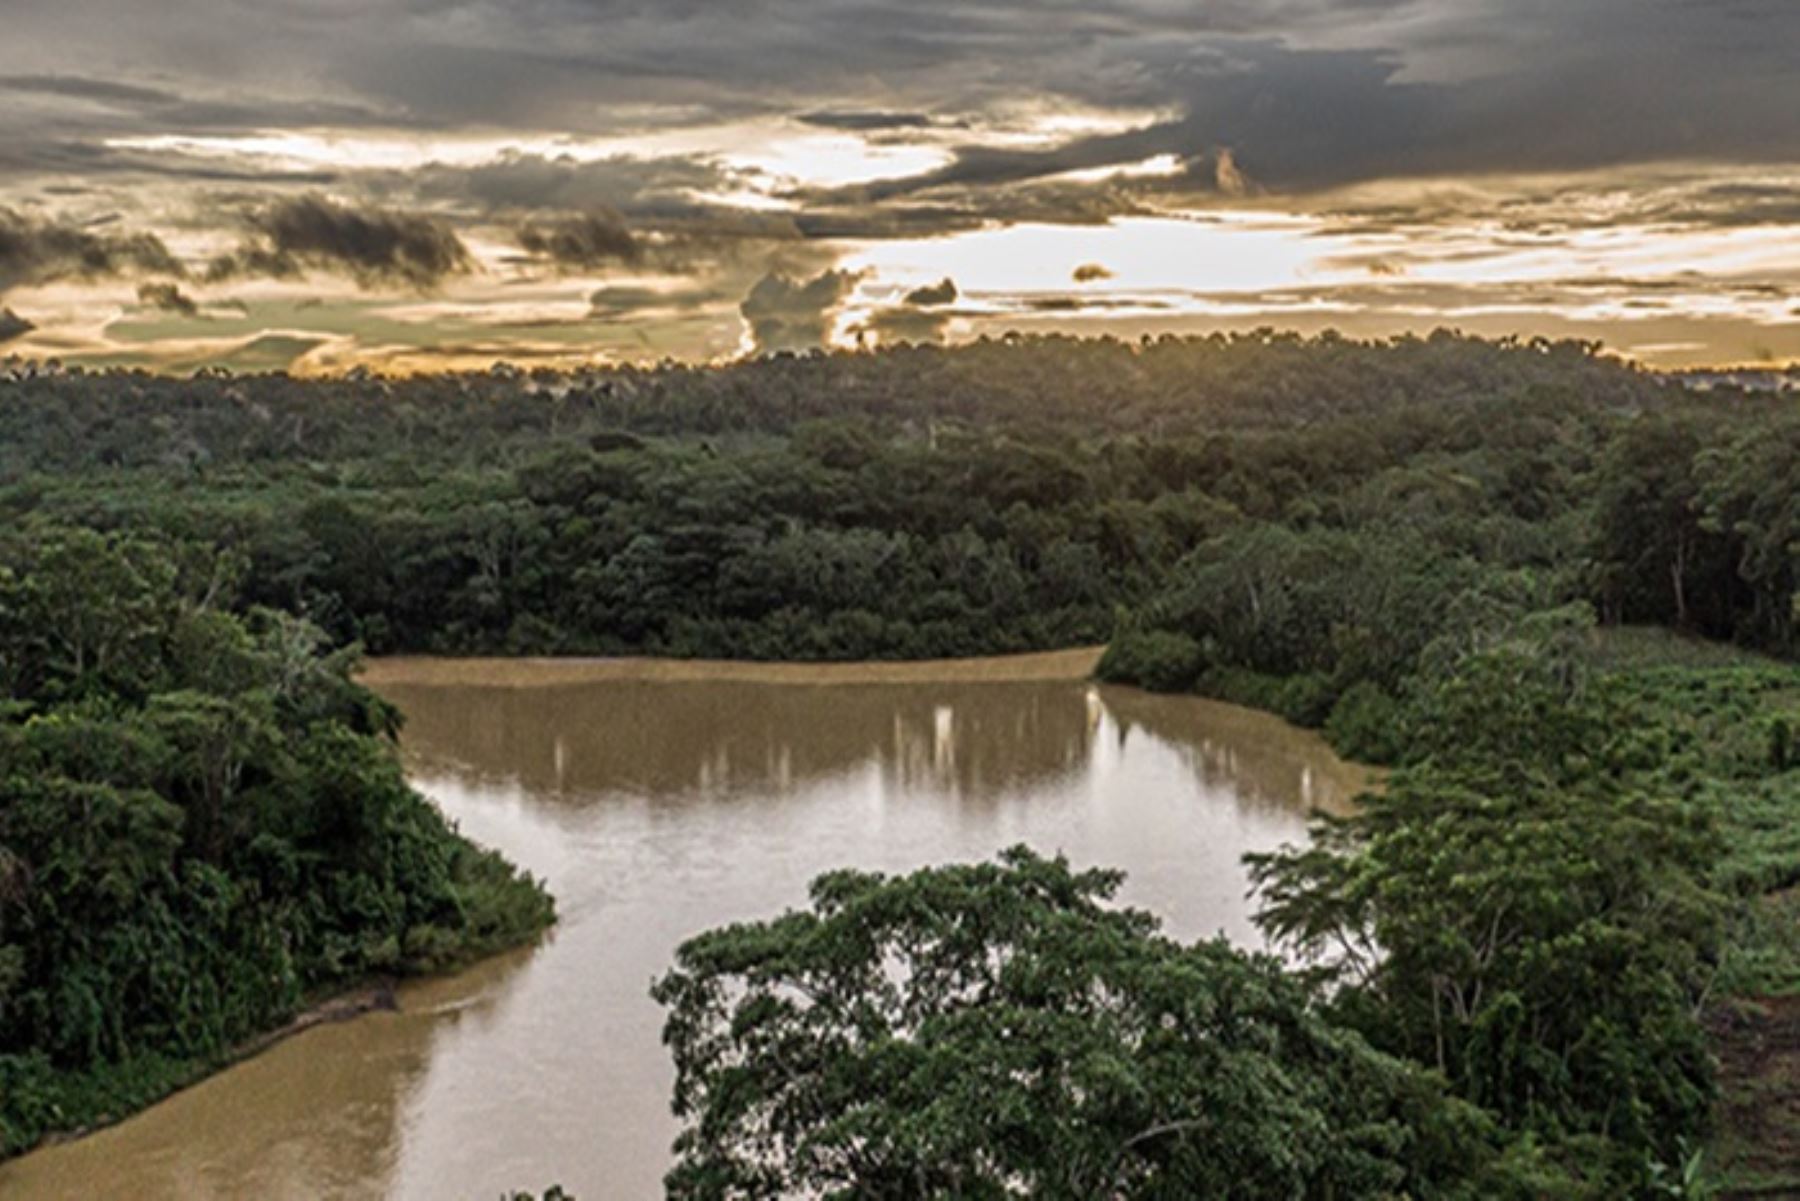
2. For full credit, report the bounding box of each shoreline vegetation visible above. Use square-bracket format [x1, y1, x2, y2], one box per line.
[22, 977, 402, 1152]
[4, 336, 1797, 1195]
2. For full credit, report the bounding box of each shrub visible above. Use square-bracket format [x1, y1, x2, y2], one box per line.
[1326, 681, 1407, 764]
[1097, 629, 1204, 693]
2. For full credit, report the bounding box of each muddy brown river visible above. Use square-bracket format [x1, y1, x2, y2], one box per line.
[0, 651, 1366, 1200]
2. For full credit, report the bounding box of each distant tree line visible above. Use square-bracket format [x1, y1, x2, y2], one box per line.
[1, 334, 1792, 667]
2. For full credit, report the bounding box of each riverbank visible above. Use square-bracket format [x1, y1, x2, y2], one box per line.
[359, 646, 1107, 688]
[23, 981, 402, 1153]
[3, 910, 557, 1166]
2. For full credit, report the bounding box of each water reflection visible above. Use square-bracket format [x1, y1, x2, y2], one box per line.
[377, 679, 1105, 804]
[376, 678, 1362, 819]
[0, 666, 1365, 1201]
[1100, 686, 1365, 818]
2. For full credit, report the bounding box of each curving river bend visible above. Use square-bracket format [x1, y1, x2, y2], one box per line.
[0, 651, 1366, 1201]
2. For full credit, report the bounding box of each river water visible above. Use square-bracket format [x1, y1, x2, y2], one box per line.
[0, 652, 1365, 1201]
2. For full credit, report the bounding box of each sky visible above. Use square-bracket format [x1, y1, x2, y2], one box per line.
[1, 0, 1797, 374]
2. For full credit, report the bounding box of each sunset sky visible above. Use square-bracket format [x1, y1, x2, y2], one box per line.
[2, 0, 1797, 373]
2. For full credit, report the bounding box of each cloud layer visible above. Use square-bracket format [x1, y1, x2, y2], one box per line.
[0, 207, 181, 293]
[207, 195, 473, 290]
[0, 0, 1794, 370]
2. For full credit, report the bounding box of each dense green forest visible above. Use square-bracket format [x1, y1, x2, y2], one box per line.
[0, 527, 553, 1155]
[1, 332, 1792, 663]
[2, 332, 1796, 1193]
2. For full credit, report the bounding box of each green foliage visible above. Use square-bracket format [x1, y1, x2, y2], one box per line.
[1118, 518, 1574, 743]
[1592, 662, 1800, 1000]
[0, 527, 553, 1154]
[1253, 768, 1723, 1182]
[1095, 628, 1202, 692]
[653, 848, 1500, 1201]
[1324, 681, 1406, 763]
[0, 333, 1724, 666]
[1592, 407, 1800, 653]
[931, 525, 1800, 1194]
[1249, 634, 1800, 1194]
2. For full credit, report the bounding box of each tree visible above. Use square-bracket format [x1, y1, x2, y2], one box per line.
[1591, 412, 1732, 634]
[1250, 657, 1725, 1189]
[1696, 412, 1800, 653]
[0, 525, 554, 1155]
[653, 848, 1489, 1201]
[0, 527, 178, 700]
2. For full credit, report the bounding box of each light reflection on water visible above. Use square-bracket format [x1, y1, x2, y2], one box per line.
[0, 668, 1364, 1201]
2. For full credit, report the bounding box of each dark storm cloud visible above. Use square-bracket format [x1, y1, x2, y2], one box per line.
[0, 207, 183, 293]
[207, 195, 473, 290]
[832, 1, 1800, 201]
[136, 282, 202, 318]
[5, 0, 1800, 370]
[588, 284, 713, 321]
[296, 0, 1444, 139]
[6, 0, 1799, 231]
[819, 43, 1443, 203]
[689, 3, 1776, 189]
[740, 269, 862, 354]
[11, 0, 1800, 191]
[517, 211, 643, 272]
[0, 308, 34, 344]
[799, 111, 941, 132]
[405, 153, 733, 217]
[903, 278, 958, 307]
